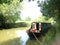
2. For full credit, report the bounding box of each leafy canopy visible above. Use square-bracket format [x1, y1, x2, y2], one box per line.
[0, 0, 22, 23]
[38, 0, 60, 21]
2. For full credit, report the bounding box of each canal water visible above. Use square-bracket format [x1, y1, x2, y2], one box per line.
[16, 30, 29, 45]
[0, 30, 30, 45]
[0, 29, 57, 45]
[0, 29, 39, 45]
[16, 30, 41, 45]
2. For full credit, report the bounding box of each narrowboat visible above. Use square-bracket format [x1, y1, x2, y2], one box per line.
[26, 22, 51, 40]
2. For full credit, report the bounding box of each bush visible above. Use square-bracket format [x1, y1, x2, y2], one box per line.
[4, 22, 29, 29]
[15, 22, 28, 27]
[0, 13, 6, 29]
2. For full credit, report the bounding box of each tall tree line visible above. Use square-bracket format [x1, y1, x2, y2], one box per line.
[37, 0, 60, 32]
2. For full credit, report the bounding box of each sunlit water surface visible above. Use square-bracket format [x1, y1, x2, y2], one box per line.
[16, 30, 29, 45]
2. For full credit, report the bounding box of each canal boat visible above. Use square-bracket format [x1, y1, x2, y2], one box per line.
[26, 22, 51, 40]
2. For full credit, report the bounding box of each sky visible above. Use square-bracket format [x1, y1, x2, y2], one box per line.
[21, 0, 42, 20]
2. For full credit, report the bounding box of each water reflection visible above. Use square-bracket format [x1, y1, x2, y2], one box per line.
[16, 30, 29, 45]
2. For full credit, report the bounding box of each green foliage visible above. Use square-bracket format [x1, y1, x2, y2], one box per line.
[0, 0, 23, 29]
[38, 0, 60, 18]
[25, 16, 31, 21]
[41, 25, 56, 45]
[0, 0, 22, 23]
[4, 22, 29, 29]
[36, 15, 54, 23]
[15, 22, 29, 27]
[0, 0, 12, 4]
[36, 16, 47, 22]
[20, 0, 23, 2]
[38, 0, 60, 32]
[0, 0, 21, 4]
[0, 13, 6, 29]
[37, 0, 60, 21]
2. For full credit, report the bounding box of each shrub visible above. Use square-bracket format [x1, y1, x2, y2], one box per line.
[4, 22, 29, 29]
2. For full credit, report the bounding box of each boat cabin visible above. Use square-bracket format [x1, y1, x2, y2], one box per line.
[27, 22, 51, 33]
[27, 22, 51, 40]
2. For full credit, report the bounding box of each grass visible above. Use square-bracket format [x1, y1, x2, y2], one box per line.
[42, 30, 56, 45]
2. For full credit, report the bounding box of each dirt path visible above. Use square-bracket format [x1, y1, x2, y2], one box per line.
[53, 33, 60, 45]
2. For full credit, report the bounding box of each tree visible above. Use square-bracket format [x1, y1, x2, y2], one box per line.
[25, 16, 31, 21]
[37, 0, 60, 32]
[36, 15, 54, 23]
[0, 0, 12, 4]
[38, 0, 60, 21]
[0, 0, 22, 23]
[0, 13, 6, 29]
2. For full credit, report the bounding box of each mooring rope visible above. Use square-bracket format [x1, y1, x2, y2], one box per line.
[32, 32, 41, 45]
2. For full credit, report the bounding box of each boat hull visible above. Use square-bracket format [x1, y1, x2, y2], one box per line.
[27, 32, 41, 40]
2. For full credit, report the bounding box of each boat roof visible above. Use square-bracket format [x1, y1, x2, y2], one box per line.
[32, 22, 51, 24]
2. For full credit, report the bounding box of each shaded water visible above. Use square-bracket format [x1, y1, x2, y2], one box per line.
[0, 29, 43, 45]
[0, 30, 29, 45]
[0, 29, 59, 45]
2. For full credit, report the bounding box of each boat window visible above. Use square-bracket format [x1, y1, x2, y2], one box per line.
[36, 23, 39, 30]
[39, 23, 41, 30]
[32, 23, 36, 29]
